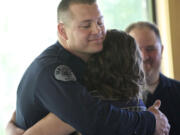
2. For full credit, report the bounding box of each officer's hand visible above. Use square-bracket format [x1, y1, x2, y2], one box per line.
[6, 111, 25, 135]
[148, 100, 170, 135]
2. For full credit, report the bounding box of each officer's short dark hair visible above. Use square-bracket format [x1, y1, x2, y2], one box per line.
[57, 0, 96, 23]
[83, 29, 145, 102]
[125, 21, 162, 44]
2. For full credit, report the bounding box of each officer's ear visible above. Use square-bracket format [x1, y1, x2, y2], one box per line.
[161, 44, 164, 54]
[57, 23, 68, 40]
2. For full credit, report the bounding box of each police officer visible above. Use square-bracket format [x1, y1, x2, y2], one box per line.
[6, 0, 170, 135]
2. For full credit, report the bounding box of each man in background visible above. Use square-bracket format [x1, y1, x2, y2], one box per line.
[126, 21, 180, 135]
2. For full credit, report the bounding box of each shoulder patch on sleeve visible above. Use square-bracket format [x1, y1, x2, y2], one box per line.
[54, 65, 76, 81]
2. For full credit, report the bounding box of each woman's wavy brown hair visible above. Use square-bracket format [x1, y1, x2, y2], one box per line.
[83, 29, 145, 102]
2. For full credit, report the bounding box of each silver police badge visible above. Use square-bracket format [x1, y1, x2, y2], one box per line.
[54, 65, 76, 81]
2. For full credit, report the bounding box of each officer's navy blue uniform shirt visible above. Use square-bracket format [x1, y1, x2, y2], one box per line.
[16, 42, 156, 135]
[146, 73, 180, 135]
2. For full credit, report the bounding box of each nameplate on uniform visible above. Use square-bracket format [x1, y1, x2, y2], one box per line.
[54, 65, 76, 81]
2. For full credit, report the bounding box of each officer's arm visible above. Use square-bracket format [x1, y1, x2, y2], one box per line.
[36, 67, 156, 135]
[24, 113, 75, 135]
[6, 112, 76, 135]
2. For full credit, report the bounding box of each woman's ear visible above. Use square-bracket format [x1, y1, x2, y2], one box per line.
[57, 23, 68, 40]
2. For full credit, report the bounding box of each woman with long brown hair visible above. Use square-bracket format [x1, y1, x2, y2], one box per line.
[7, 29, 147, 135]
[84, 29, 146, 111]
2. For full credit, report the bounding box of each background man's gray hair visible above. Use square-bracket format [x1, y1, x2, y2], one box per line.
[125, 21, 162, 44]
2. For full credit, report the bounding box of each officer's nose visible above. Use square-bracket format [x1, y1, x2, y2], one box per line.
[91, 23, 101, 34]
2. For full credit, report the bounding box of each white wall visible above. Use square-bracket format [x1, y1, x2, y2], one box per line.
[0, 0, 60, 133]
